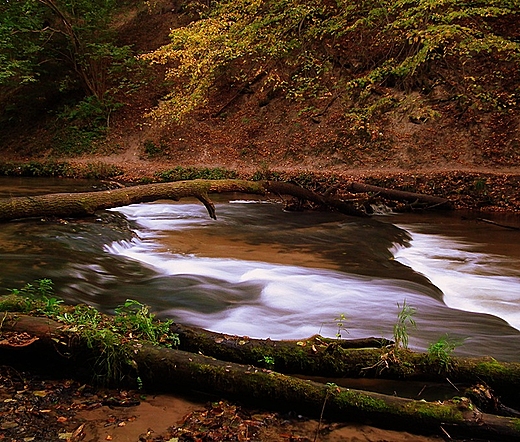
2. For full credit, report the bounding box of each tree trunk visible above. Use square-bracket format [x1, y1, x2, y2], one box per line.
[170, 323, 520, 408]
[135, 345, 520, 441]
[2, 314, 520, 440]
[0, 179, 371, 222]
[0, 178, 455, 222]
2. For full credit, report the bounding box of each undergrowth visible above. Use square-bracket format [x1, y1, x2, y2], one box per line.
[0, 279, 179, 386]
[155, 166, 238, 181]
[0, 161, 123, 179]
[143, 0, 519, 123]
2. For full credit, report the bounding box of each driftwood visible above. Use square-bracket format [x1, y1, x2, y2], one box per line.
[2, 314, 520, 440]
[0, 179, 366, 222]
[346, 182, 452, 209]
[477, 218, 520, 231]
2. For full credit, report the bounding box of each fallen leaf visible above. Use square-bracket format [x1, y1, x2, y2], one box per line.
[33, 390, 48, 397]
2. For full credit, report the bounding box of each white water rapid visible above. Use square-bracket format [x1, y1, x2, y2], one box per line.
[104, 201, 520, 361]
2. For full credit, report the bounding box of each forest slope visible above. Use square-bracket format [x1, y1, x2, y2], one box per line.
[0, 0, 519, 209]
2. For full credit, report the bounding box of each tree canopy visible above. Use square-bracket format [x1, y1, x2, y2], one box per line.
[0, 0, 132, 102]
[143, 0, 519, 122]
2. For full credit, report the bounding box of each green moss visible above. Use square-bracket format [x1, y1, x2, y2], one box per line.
[334, 390, 390, 413]
[402, 401, 463, 423]
[0, 294, 36, 313]
[476, 359, 507, 377]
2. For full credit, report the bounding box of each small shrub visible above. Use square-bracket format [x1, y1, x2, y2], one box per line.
[427, 334, 463, 373]
[156, 166, 238, 181]
[143, 140, 162, 157]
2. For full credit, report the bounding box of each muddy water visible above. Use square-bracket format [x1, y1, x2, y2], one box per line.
[1, 177, 519, 362]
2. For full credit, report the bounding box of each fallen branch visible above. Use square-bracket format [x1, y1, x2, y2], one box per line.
[0, 179, 367, 222]
[477, 218, 520, 231]
[346, 182, 452, 209]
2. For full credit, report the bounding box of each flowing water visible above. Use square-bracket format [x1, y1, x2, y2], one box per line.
[1, 177, 519, 362]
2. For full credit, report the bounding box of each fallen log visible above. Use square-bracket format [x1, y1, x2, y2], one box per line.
[4, 315, 520, 405]
[0, 179, 366, 222]
[136, 345, 520, 441]
[170, 323, 520, 408]
[346, 182, 452, 209]
[2, 314, 520, 440]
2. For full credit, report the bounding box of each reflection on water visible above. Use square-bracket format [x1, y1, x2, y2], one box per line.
[1, 178, 520, 362]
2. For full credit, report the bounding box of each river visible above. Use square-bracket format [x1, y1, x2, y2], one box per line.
[1, 177, 519, 362]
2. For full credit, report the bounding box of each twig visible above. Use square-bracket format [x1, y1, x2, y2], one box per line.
[477, 218, 520, 231]
[440, 426, 452, 439]
[446, 377, 459, 392]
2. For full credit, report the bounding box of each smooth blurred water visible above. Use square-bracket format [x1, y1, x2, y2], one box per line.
[1, 177, 520, 361]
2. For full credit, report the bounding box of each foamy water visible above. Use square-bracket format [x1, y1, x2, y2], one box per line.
[108, 203, 438, 339]
[104, 202, 520, 359]
[393, 227, 520, 331]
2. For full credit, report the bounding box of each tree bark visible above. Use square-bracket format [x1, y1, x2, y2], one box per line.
[0, 179, 368, 222]
[0, 178, 455, 222]
[2, 314, 520, 440]
[135, 345, 520, 441]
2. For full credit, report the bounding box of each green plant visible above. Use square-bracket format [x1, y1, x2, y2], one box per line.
[258, 355, 275, 369]
[334, 313, 349, 339]
[57, 300, 179, 385]
[114, 299, 179, 347]
[474, 178, 488, 194]
[427, 334, 463, 373]
[7, 278, 63, 315]
[54, 95, 125, 155]
[393, 300, 416, 350]
[156, 166, 238, 182]
[2, 280, 180, 386]
[143, 140, 163, 157]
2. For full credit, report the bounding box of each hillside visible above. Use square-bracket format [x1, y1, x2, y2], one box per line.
[1, 0, 519, 210]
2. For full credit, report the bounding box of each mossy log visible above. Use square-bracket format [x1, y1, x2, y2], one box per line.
[2, 314, 520, 440]
[136, 345, 520, 441]
[171, 323, 520, 407]
[0, 179, 366, 221]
